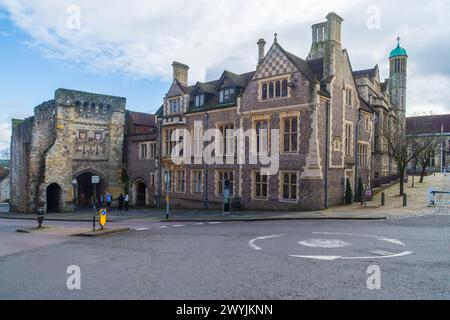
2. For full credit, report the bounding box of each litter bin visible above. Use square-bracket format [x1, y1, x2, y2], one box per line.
[365, 189, 374, 202]
[37, 207, 45, 228]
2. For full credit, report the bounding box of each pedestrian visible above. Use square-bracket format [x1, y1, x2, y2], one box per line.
[124, 193, 129, 211]
[106, 192, 112, 210]
[118, 193, 124, 211]
[99, 194, 105, 208]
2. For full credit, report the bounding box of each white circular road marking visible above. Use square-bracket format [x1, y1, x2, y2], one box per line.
[298, 239, 351, 248]
[249, 232, 413, 261]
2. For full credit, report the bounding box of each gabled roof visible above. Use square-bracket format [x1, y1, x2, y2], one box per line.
[278, 45, 317, 81]
[216, 70, 255, 89]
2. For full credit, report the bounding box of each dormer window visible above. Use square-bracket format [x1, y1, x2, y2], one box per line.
[219, 88, 235, 104]
[195, 94, 205, 108]
[169, 98, 182, 114]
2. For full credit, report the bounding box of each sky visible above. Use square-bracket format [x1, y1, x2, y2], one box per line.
[0, 0, 449, 156]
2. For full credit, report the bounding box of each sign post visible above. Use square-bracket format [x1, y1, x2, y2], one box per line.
[91, 176, 100, 231]
[223, 180, 231, 215]
[165, 172, 170, 220]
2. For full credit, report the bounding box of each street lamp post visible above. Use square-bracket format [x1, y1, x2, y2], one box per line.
[72, 179, 78, 209]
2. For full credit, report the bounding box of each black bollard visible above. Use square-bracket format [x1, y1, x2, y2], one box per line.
[403, 193, 407, 207]
[381, 193, 385, 207]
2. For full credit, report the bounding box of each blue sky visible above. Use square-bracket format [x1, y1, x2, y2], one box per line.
[1, 0, 449, 155]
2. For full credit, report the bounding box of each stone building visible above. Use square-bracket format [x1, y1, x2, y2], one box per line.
[406, 114, 450, 172]
[124, 111, 158, 207]
[353, 37, 408, 186]
[0, 175, 9, 202]
[10, 89, 126, 213]
[9, 12, 408, 213]
[154, 12, 407, 211]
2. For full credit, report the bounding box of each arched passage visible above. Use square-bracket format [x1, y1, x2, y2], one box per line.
[75, 172, 106, 208]
[132, 180, 147, 207]
[46, 183, 62, 213]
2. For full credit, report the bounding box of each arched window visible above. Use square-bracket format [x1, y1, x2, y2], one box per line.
[275, 81, 281, 97]
[282, 79, 288, 97]
[262, 83, 268, 100]
[269, 82, 274, 98]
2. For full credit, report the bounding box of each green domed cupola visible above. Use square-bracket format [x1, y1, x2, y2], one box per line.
[390, 37, 408, 58]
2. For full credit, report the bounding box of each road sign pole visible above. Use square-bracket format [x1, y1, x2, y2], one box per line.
[93, 187, 96, 232]
[91, 176, 100, 232]
[165, 172, 170, 220]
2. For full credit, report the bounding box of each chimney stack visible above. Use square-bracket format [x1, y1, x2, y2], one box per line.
[172, 61, 189, 86]
[257, 39, 266, 67]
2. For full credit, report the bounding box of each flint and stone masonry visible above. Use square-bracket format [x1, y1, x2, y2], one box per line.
[10, 89, 126, 213]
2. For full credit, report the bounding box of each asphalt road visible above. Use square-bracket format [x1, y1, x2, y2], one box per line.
[0, 212, 449, 300]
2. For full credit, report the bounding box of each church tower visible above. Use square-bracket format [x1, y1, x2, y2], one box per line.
[389, 37, 408, 129]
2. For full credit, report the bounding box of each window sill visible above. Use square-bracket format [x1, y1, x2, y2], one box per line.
[260, 96, 289, 102]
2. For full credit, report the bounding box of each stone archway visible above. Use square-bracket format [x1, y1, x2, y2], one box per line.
[46, 183, 62, 213]
[75, 171, 106, 208]
[132, 180, 147, 207]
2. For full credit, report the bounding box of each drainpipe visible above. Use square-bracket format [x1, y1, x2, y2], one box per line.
[354, 110, 362, 201]
[157, 118, 163, 208]
[203, 111, 209, 209]
[324, 101, 330, 209]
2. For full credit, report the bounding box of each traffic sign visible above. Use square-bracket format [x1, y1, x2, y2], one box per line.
[92, 176, 100, 184]
[99, 208, 107, 228]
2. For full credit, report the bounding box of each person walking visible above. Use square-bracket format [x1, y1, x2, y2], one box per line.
[118, 193, 124, 211]
[124, 193, 129, 211]
[106, 192, 112, 210]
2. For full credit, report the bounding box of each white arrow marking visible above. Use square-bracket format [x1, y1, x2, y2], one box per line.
[249, 234, 287, 251]
[290, 255, 342, 261]
[313, 232, 406, 247]
[135, 228, 150, 231]
[290, 251, 413, 261]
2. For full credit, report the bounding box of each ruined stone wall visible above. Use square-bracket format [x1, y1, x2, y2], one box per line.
[10, 117, 33, 212]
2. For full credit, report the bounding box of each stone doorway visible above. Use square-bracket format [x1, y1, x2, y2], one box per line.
[76, 172, 106, 208]
[46, 183, 62, 213]
[132, 180, 147, 207]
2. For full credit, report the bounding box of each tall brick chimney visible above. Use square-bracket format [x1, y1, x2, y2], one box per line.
[172, 61, 189, 86]
[257, 39, 266, 68]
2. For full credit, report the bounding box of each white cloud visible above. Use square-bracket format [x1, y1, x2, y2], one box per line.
[0, 0, 448, 115]
[0, 122, 11, 152]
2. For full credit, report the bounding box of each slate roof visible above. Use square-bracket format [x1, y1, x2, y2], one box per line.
[406, 114, 450, 134]
[353, 66, 378, 79]
[359, 97, 376, 114]
[127, 111, 156, 127]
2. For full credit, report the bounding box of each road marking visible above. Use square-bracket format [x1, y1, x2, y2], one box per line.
[135, 228, 150, 231]
[290, 251, 413, 261]
[298, 239, 351, 248]
[193, 223, 204, 225]
[248, 234, 287, 251]
[172, 225, 185, 228]
[313, 232, 406, 246]
[208, 222, 222, 225]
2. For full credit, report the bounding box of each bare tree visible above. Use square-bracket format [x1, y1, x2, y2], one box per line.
[382, 114, 429, 196]
[415, 136, 440, 183]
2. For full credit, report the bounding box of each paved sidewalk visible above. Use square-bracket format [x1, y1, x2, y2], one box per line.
[1, 174, 448, 223]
